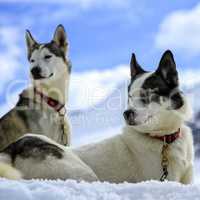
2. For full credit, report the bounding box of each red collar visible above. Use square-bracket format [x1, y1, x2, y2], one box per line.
[151, 128, 181, 144]
[34, 88, 65, 112]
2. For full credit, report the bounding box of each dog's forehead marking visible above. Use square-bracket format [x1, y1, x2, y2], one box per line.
[37, 45, 50, 53]
[30, 42, 67, 63]
[39, 45, 44, 50]
[40, 46, 51, 54]
[31, 45, 51, 57]
[129, 72, 153, 96]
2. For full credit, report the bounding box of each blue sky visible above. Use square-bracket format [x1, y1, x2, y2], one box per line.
[0, 0, 200, 110]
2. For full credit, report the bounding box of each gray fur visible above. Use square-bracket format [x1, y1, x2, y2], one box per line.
[3, 136, 64, 164]
[0, 134, 98, 181]
[25, 30, 39, 60]
[0, 93, 69, 151]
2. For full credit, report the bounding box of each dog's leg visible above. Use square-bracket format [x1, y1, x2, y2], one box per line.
[180, 164, 193, 184]
[0, 153, 22, 180]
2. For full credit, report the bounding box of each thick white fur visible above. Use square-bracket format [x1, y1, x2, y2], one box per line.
[0, 153, 22, 180]
[74, 125, 193, 184]
[0, 134, 98, 182]
[74, 73, 194, 184]
[0, 162, 22, 180]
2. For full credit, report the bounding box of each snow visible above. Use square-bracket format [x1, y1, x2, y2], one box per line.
[0, 179, 200, 200]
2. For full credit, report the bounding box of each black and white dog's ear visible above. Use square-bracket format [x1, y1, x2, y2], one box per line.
[156, 50, 179, 88]
[25, 30, 38, 57]
[130, 53, 145, 79]
[53, 24, 68, 54]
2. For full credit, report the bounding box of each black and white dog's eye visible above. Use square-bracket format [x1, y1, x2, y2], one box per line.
[150, 93, 160, 102]
[30, 59, 35, 63]
[44, 55, 52, 59]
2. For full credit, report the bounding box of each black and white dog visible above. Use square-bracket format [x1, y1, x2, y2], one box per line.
[74, 50, 194, 184]
[0, 51, 194, 184]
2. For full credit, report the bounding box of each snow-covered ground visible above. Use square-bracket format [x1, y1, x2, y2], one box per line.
[0, 179, 200, 200]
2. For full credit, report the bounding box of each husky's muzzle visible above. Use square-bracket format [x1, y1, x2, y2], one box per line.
[31, 66, 53, 80]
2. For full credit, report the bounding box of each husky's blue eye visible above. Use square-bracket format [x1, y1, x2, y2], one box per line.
[44, 55, 52, 59]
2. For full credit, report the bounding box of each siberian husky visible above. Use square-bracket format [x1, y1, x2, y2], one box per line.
[74, 50, 194, 184]
[0, 25, 71, 150]
[0, 50, 194, 184]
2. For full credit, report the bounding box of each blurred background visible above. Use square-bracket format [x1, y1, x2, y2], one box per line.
[0, 0, 200, 151]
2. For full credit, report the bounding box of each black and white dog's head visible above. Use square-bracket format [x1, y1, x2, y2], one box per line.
[124, 50, 191, 134]
[25, 25, 70, 83]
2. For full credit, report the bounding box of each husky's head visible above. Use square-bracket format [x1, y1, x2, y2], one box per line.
[25, 25, 70, 84]
[124, 50, 191, 135]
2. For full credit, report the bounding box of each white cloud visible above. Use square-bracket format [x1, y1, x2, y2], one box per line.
[180, 69, 200, 87]
[69, 65, 129, 110]
[0, 26, 22, 93]
[155, 3, 200, 55]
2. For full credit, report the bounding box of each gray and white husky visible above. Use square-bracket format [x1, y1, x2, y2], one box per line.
[0, 25, 71, 150]
[0, 51, 194, 184]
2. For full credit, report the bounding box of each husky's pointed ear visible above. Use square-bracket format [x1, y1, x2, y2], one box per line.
[130, 53, 145, 79]
[156, 50, 179, 88]
[53, 24, 68, 54]
[25, 30, 38, 59]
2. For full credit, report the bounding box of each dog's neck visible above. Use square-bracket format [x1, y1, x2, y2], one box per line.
[126, 124, 182, 137]
[122, 125, 188, 154]
[32, 74, 69, 105]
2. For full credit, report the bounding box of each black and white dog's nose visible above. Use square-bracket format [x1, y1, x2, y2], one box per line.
[123, 109, 136, 125]
[123, 110, 134, 120]
[31, 67, 42, 79]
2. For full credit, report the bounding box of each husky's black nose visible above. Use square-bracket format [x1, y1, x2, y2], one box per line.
[31, 67, 42, 79]
[123, 109, 136, 125]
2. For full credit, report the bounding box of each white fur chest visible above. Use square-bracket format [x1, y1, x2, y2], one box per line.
[121, 126, 192, 182]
